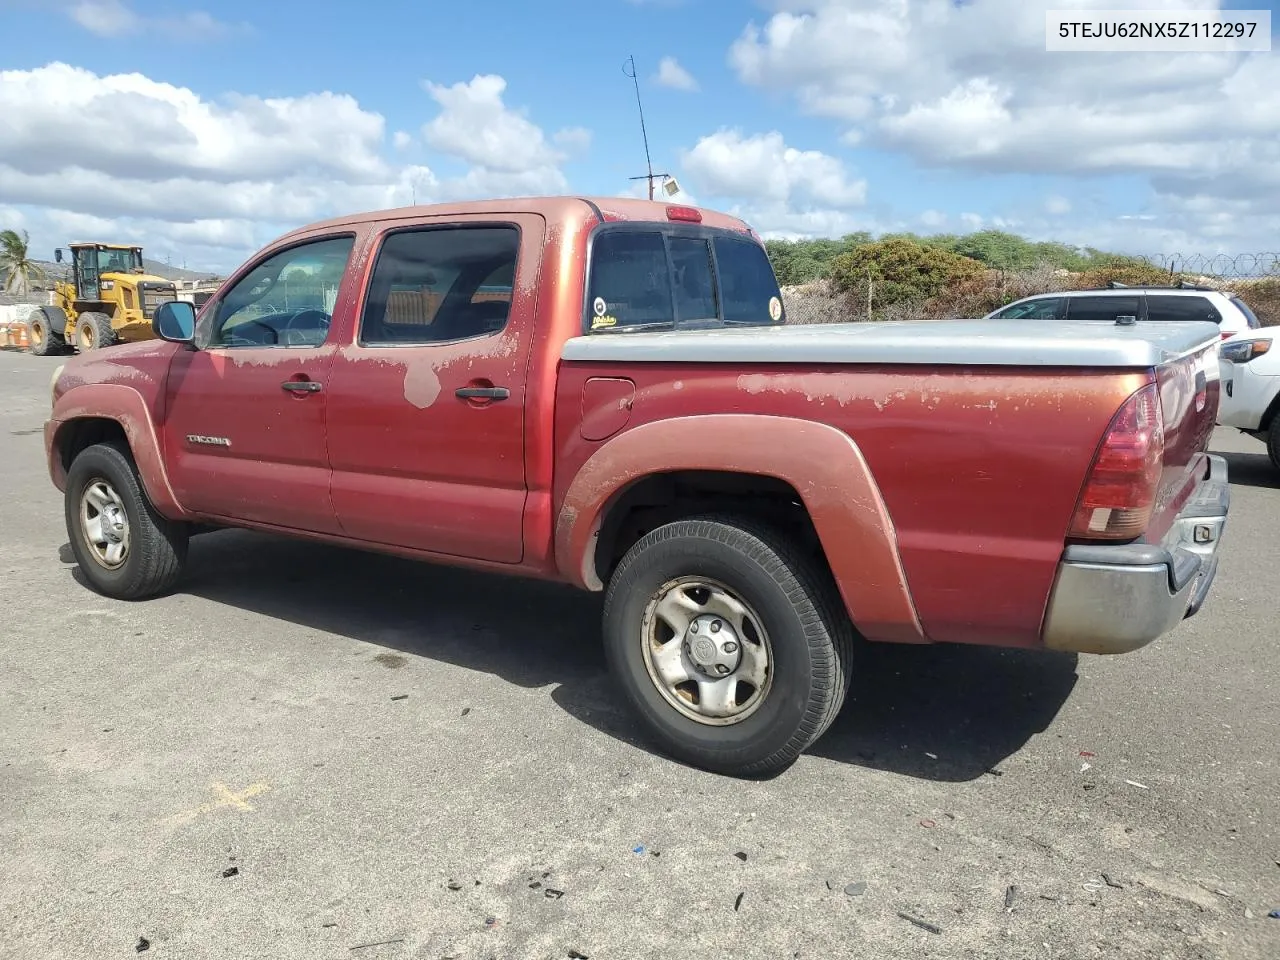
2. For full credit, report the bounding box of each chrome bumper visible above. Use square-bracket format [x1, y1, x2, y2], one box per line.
[1042, 454, 1229, 655]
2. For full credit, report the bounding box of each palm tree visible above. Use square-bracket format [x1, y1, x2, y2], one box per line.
[0, 229, 47, 296]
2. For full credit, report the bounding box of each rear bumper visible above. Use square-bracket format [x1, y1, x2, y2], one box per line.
[1041, 454, 1229, 655]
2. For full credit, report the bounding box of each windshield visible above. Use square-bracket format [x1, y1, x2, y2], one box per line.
[96, 247, 142, 274]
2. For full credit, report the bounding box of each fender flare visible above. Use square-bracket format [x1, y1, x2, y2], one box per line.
[554, 414, 926, 644]
[48, 383, 189, 519]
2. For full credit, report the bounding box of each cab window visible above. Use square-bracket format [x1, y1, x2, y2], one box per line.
[359, 225, 519, 345]
[209, 235, 354, 348]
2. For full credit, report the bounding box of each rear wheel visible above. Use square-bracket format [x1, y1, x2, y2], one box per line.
[602, 515, 853, 777]
[64, 442, 188, 600]
[75, 311, 116, 351]
[26, 306, 68, 357]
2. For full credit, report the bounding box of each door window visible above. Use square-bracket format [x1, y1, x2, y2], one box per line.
[360, 226, 520, 345]
[208, 235, 355, 348]
[1066, 296, 1141, 323]
[993, 297, 1065, 320]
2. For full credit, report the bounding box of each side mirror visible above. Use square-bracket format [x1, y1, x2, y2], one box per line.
[153, 300, 196, 344]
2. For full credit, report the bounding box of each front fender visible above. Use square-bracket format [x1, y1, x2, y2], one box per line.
[554, 414, 926, 644]
[47, 382, 189, 519]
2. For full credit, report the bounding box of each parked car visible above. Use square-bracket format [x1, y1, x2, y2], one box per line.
[1218, 330, 1280, 470]
[42, 197, 1230, 776]
[986, 285, 1261, 340]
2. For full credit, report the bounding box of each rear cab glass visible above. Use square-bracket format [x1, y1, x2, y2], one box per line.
[585, 225, 784, 333]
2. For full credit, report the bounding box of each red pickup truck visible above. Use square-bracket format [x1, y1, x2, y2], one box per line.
[43, 197, 1229, 776]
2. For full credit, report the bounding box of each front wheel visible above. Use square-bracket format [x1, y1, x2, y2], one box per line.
[602, 516, 853, 777]
[75, 312, 116, 351]
[1265, 417, 1280, 473]
[64, 442, 188, 600]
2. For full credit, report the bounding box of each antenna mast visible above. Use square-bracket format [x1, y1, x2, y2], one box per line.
[622, 55, 668, 200]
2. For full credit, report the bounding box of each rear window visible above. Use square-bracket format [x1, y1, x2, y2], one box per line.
[1231, 296, 1262, 329]
[1067, 296, 1140, 323]
[714, 236, 783, 325]
[586, 228, 783, 333]
[1145, 295, 1222, 324]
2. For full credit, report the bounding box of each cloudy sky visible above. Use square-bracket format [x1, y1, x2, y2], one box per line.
[0, 0, 1276, 272]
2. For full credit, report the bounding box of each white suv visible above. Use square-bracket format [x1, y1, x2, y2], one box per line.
[985, 285, 1261, 340]
[1218, 332, 1280, 472]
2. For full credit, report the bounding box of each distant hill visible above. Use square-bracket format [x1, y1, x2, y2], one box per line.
[27, 258, 222, 284]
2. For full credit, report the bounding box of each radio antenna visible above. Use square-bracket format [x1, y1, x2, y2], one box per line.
[622, 55, 667, 200]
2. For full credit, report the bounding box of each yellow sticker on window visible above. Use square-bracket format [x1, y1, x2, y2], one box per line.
[592, 314, 618, 329]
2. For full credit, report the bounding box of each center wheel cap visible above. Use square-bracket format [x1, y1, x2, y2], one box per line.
[685, 615, 743, 676]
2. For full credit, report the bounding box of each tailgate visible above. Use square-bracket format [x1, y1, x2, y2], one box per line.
[1147, 338, 1220, 543]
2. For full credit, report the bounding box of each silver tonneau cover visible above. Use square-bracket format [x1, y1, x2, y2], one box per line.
[561, 318, 1221, 368]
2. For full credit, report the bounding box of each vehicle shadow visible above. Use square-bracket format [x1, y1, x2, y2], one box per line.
[1212, 448, 1280, 489]
[70, 528, 1079, 783]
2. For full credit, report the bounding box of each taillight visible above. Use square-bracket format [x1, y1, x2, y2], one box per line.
[1068, 382, 1164, 540]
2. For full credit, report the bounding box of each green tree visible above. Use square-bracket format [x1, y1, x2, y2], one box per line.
[829, 238, 987, 316]
[0, 229, 47, 296]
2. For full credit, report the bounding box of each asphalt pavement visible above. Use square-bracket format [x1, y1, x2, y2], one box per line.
[1, 348, 1277, 960]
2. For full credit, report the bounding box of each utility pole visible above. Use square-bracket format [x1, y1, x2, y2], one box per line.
[623, 55, 668, 200]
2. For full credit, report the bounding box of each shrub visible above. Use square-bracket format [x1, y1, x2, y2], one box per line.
[1075, 259, 1178, 289]
[1237, 277, 1280, 327]
[829, 238, 987, 318]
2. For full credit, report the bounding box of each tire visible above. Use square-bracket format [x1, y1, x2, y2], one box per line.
[27, 306, 68, 357]
[64, 442, 188, 600]
[1267, 416, 1280, 473]
[74, 311, 116, 351]
[602, 515, 854, 777]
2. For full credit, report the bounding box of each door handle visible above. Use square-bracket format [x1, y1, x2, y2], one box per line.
[281, 380, 322, 394]
[455, 385, 510, 400]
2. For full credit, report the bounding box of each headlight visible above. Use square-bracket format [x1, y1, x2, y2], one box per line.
[50, 363, 65, 411]
[1220, 338, 1271, 364]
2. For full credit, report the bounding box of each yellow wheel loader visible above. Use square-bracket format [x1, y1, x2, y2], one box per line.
[26, 243, 178, 356]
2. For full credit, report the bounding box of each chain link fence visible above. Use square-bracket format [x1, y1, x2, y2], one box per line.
[781, 253, 1280, 327]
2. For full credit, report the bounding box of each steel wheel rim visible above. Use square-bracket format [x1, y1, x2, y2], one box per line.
[79, 325, 94, 349]
[79, 479, 130, 570]
[640, 576, 774, 726]
[31, 319, 45, 348]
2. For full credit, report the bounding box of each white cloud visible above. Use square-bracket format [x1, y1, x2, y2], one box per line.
[655, 57, 699, 92]
[727, 0, 1280, 245]
[1045, 195, 1071, 216]
[423, 75, 577, 174]
[0, 63, 584, 272]
[682, 129, 866, 208]
[69, 0, 242, 39]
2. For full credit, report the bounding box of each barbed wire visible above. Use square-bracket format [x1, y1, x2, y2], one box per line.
[1137, 252, 1279, 278]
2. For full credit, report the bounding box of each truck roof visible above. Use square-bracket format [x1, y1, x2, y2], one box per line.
[272, 196, 755, 245]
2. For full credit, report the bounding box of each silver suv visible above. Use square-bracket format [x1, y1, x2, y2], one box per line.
[985, 285, 1261, 339]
